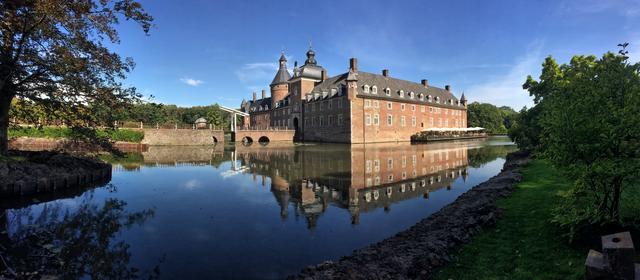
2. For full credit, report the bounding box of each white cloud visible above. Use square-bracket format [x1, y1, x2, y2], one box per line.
[235, 62, 278, 84]
[465, 44, 543, 110]
[183, 179, 201, 190]
[180, 77, 204, 87]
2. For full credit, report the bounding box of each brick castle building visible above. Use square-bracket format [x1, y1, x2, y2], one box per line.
[240, 48, 468, 143]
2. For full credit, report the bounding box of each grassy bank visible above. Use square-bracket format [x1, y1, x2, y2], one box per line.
[434, 160, 587, 280]
[9, 126, 144, 143]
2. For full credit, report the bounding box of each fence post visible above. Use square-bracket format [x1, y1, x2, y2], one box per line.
[156, 123, 159, 130]
[140, 121, 143, 129]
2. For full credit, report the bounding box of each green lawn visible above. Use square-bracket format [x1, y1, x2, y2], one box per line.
[434, 160, 588, 280]
[9, 126, 144, 143]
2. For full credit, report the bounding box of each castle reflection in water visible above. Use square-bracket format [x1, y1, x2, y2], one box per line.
[116, 140, 491, 229]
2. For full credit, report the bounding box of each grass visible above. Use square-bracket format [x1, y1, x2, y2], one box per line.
[9, 126, 144, 143]
[434, 160, 588, 280]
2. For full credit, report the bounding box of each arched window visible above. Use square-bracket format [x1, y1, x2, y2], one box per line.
[385, 88, 391, 96]
[409, 92, 414, 99]
[371, 85, 378, 94]
[435, 96, 440, 103]
[399, 90, 404, 98]
[428, 95, 432, 102]
[419, 93, 424, 101]
[363, 85, 370, 93]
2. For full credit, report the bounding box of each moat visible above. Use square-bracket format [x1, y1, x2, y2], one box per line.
[0, 136, 515, 279]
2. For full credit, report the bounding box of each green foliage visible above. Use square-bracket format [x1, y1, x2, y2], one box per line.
[9, 127, 143, 143]
[0, 0, 153, 154]
[435, 160, 587, 279]
[513, 46, 640, 237]
[467, 102, 517, 134]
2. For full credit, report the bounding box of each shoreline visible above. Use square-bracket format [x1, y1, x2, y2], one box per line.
[0, 150, 112, 199]
[292, 150, 530, 279]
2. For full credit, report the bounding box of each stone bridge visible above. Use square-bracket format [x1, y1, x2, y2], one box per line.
[142, 129, 224, 145]
[232, 129, 295, 144]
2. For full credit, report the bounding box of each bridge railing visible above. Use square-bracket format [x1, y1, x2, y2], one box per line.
[116, 121, 224, 130]
[236, 126, 294, 131]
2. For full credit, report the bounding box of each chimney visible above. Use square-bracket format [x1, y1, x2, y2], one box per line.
[252, 92, 256, 102]
[421, 79, 429, 87]
[261, 89, 266, 99]
[349, 58, 358, 72]
[445, 85, 451, 92]
[382, 69, 389, 77]
[321, 70, 327, 81]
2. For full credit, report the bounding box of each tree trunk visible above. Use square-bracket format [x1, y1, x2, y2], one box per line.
[0, 94, 11, 155]
[610, 179, 622, 221]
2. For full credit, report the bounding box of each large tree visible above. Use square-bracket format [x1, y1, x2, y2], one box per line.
[518, 47, 640, 236]
[0, 0, 153, 154]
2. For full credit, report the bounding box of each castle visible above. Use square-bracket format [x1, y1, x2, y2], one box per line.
[240, 48, 468, 143]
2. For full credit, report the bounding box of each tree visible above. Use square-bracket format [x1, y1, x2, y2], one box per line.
[467, 102, 511, 134]
[0, 0, 153, 154]
[518, 47, 640, 236]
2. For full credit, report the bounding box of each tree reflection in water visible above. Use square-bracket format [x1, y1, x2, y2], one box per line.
[0, 190, 158, 279]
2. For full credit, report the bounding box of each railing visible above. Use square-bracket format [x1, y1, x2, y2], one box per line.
[115, 121, 223, 130]
[236, 126, 295, 131]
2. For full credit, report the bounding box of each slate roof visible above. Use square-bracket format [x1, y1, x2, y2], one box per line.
[242, 97, 272, 113]
[270, 54, 292, 85]
[307, 71, 465, 109]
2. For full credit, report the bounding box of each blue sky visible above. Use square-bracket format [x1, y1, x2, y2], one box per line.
[111, 0, 640, 110]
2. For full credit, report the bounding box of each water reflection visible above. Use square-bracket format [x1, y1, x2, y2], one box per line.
[0, 190, 158, 279]
[8, 137, 515, 279]
[108, 138, 513, 231]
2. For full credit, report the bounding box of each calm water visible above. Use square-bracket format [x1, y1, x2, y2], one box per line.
[1, 136, 515, 279]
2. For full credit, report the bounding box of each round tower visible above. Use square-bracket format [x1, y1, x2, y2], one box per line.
[270, 53, 291, 108]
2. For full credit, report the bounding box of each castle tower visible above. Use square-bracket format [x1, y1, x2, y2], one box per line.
[270, 53, 291, 109]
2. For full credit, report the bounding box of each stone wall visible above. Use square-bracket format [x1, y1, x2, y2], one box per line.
[9, 137, 147, 152]
[141, 128, 224, 145]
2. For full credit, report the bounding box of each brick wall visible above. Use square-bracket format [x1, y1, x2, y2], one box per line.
[351, 95, 467, 143]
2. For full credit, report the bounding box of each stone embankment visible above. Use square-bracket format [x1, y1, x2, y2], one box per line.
[9, 137, 146, 152]
[0, 151, 111, 198]
[292, 151, 531, 280]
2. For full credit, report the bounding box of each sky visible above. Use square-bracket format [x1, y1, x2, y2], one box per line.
[110, 0, 640, 110]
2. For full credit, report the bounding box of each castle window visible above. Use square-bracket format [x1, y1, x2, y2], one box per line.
[409, 92, 414, 99]
[435, 96, 440, 103]
[428, 95, 432, 102]
[401, 116, 406, 127]
[421, 106, 425, 112]
[373, 114, 379, 126]
[372, 86, 378, 94]
[385, 88, 391, 96]
[328, 115, 333, 125]
[366, 114, 371, 125]
[412, 116, 417, 127]
[365, 100, 371, 108]
[399, 90, 404, 98]
[419, 93, 424, 101]
[411, 105, 416, 111]
[374, 101, 379, 108]
[328, 100, 332, 109]
[363, 85, 370, 93]
[338, 114, 343, 125]
[401, 104, 405, 111]
[387, 114, 393, 126]
[387, 102, 392, 110]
